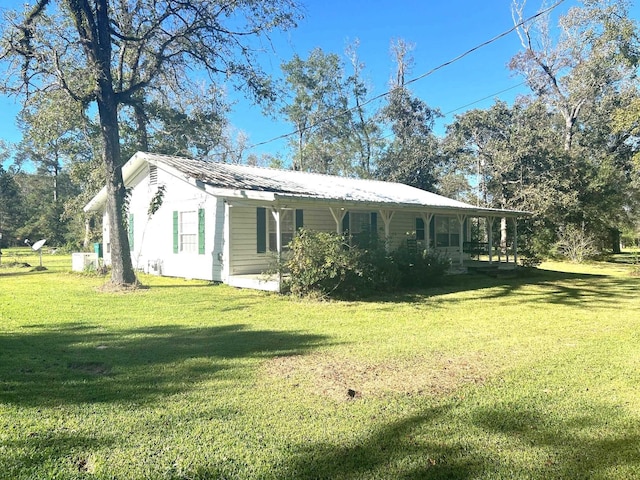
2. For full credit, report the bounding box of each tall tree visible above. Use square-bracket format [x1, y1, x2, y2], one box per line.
[0, 143, 22, 248]
[281, 48, 353, 174]
[510, 0, 639, 152]
[1, 0, 299, 286]
[376, 39, 441, 191]
[345, 40, 382, 178]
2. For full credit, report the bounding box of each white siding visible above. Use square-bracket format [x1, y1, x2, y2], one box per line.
[124, 165, 222, 281]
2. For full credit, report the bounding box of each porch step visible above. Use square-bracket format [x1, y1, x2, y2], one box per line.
[467, 264, 517, 278]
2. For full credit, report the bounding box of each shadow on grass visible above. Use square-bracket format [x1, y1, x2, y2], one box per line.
[273, 398, 639, 479]
[276, 405, 486, 479]
[366, 268, 640, 310]
[0, 323, 327, 407]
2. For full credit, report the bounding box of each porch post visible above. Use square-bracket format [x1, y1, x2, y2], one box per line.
[378, 209, 395, 251]
[456, 214, 466, 266]
[421, 212, 434, 253]
[271, 208, 282, 254]
[513, 217, 518, 266]
[487, 216, 494, 264]
[329, 207, 347, 234]
[271, 208, 283, 290]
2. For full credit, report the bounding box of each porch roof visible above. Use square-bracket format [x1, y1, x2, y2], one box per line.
[84, 151, 529, 217]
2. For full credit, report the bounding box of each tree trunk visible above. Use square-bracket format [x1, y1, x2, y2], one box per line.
[611, 228, 621, 254]
[99, 96, 136, 286]
[93, 0, 136, 286]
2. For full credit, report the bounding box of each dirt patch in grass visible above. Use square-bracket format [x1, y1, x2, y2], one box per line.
[264, 351, 490, 401]
[96, 280, 146, 293]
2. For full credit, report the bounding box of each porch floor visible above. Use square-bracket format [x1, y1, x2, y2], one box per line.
[227, 273, 281, 292]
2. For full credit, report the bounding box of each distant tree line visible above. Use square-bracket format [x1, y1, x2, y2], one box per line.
[0, 0, 638, 267]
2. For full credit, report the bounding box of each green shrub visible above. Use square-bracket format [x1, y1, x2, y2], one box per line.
[389, 244, 451, 288]
[283, 229, 450, 299]
[283, 229, 364, 298]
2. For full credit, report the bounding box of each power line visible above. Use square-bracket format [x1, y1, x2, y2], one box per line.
[443, 82, 527, 116]
[247, 0, 565, 152]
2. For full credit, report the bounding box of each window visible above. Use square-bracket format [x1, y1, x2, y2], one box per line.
[342, 211, 378, 247]
[435, 216, 461, 247]
[173, 209, 204, 254]
[179, 210, 198, 253]
[269, 210, 295, 251]
[257, 208, 303, 253]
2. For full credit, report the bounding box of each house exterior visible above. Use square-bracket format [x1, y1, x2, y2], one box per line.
[84, 152, 527, 291]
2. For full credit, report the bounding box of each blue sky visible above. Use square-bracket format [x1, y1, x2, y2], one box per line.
[1, 0, 638, 162]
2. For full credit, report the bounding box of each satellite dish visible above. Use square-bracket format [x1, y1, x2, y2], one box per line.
[31, 239, 47, 269]
[32, 239, 47, 251]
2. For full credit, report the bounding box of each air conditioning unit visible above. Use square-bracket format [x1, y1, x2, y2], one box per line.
[148, 259, 163, 275]
[72, 252, 98, 272]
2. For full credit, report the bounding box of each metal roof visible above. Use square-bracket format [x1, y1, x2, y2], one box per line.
[85, 152, 528, 216]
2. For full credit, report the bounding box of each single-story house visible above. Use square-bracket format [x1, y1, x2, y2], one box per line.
[84, 152, 528, 291]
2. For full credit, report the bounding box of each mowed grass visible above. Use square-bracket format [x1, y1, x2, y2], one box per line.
[1, 248, 639, 479]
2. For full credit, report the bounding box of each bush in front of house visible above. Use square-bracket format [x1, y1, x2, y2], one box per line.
[283, 229, 450, 298]
[388, 244, 451, 289]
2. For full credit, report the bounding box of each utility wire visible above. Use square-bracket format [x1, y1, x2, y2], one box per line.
[443, 81, 527, 116]
[247, 0, 565, 151]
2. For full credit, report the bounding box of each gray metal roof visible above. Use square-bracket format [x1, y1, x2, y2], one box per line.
[85, 152, 527, 216]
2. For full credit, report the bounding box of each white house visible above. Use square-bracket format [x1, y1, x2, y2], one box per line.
[84, 152, 527, 291]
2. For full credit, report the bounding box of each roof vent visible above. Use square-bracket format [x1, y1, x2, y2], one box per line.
[149, 165, 158, 185]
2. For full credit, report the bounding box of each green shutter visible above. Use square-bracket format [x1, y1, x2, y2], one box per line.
[416, 217, 425, 241]
[429, 215, 436, 247]
[256, 207, 266, 253]
[342, 212, 350, 234]
[370, 212, 377, 235]
[128, 213, 134, 250]
[198, 208, 205, 254]
[295, 209, 304, 231]
[173, 211, 179, 253]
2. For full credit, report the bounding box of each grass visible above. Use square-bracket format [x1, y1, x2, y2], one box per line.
[1, 248, 639, 479]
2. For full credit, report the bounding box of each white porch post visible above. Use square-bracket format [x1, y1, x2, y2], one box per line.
[457, 214, 466, 266]
[378, 209, 395, 251]
[271, 208, 283, 291]
[329, 207, 347, 234]
[271, 208, 282, 254]
[513, 217, 518, 266]
[487, 216, 494, 264]
[421, 212, 434, 253]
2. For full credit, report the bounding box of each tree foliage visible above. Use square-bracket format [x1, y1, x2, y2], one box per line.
[1, 0, 300, 285]
[375, 40, 442, 191]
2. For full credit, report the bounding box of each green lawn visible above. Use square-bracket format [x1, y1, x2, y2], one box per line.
[1, 248, 639, 479]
